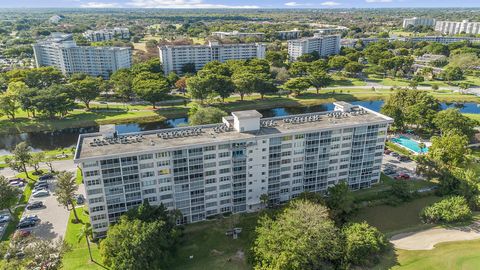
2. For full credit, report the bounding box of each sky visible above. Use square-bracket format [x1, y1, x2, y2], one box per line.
[1, 0, 480, 9]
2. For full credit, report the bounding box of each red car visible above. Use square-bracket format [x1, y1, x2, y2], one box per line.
[14, 230, 31, 239]
[394, 173, 411, 180]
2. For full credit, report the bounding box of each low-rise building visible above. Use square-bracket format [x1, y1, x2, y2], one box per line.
[83, 28, 130, 42]
[288, 33, 341, 61]
[33, 33, 132, 79]
[159, 41, 266, 75]
[74, 102, 393, 236]
[211, 31, 265, 40]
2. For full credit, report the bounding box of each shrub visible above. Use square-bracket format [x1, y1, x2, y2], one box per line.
[421, 196, 472, 223]
[342, 222, 387, 266]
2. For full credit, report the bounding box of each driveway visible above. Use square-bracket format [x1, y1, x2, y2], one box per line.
[391, 221, 480, 250]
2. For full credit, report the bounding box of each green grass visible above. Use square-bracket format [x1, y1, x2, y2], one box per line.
[352, 195, 442, 235]
[171, 213, 259, 270]
[76, 169, 83, 185]
[63, 210, 103, 270]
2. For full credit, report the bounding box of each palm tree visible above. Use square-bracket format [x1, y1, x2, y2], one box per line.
[55, 171, 80, 223]
[77, 223, 93, 262]
[260, 194, 269, 208]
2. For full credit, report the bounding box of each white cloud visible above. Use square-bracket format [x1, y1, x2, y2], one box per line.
[80, 2, 120, 7]
[365, 0, 392, 2]
[321, 1, 340, 6]
[285, 1, 302, 6]
[126, 0, 259, 8]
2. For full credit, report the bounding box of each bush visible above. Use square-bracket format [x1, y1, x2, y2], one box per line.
[342, 222, 387, 266]
[421, 196, 472, 223]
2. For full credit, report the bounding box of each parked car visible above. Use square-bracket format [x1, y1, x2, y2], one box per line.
[0, 214, 11, 223]
[394, 173, 411, 180]
[9, 180, 25, 187]
[8, 178, 25, 184]
[20, 215, 40, 223]
[391, 152, 400, 157]
[39, 174, 54, 181]
[16, 220, 36, 229]
[34, 182, 49, 189]
[398, 155, 411, 162]
[32, 190, 49, 198]
[33, 186, 47, 193]
[26, 201, 44, 210]
[383, 168, 396, 175]
[384, 149, 392, 155]
[76, 194, 85, 205]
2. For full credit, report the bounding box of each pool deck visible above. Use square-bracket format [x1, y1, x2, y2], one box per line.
[390, 135, 430, 154]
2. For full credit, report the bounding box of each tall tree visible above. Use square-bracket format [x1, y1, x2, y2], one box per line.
[110, 69, 134, 101]
[0, 176, 21, 220]
[253, 200, 342, 270]
[428, 131, 470, 168]
[281, 77, 311, 96]
[342, 222, 387, 267]
[132, 74, 170, 108]
[54, 171, 80, 223]
[5, 142, 32, 179]
[434, 108, 478, 138]
[34, 84, 76, 118]
[77, 223, 94, 262]
[70, 76, 102, 110]
[188, 105, 227, 125]
[326, 181, 355, 225]
[308, 70, 332, 94]
[186, 75, 213, 104]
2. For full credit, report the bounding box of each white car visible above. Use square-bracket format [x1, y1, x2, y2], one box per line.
[32, 190, 50, 198]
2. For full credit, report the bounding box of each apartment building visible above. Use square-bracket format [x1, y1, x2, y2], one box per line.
[407, 36, 480, 44]
[74, 102, 393, 236]
[314, 26, 348, 35]
[435, 20, 480, 35]
[276, 29, 302, 40]
[288, 33, 341, 61]
[83, 27, 130, 42]
[211, 31, 265, 40]
[33, 33, 132, 79]
[158, 41, 266, 75]
[403, 17, 436, 28]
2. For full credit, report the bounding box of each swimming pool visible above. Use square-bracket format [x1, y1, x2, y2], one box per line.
[391, 136, 429, 153]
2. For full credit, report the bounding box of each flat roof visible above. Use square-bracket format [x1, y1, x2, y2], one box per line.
[232, 110, 263, 119]
[74, 105, 393, 162]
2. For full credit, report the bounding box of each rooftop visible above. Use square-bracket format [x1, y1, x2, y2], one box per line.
[232, 110, 263, 119]
[74, 103, 393, 162]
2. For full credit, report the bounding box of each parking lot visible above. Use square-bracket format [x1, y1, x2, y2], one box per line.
[382, 153, 421, 179]
[21, 179, 70, 241]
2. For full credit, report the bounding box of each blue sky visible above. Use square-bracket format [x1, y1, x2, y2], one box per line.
[1, 0, 480, 8]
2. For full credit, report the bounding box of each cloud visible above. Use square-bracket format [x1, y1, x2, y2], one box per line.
[365, 0, 392, 2]
[321, 1, 340, 6]
[284, 1, 302, 6]
[80, 2, 120, 7]
[126, 0, 259, 8]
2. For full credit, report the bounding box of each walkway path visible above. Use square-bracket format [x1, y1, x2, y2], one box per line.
[391, 221, 480, 250]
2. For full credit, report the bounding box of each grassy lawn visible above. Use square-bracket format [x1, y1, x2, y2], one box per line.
[352, 195, 442, 235]
[171, 213, 259, 270]
[76, 169, 83, 185]
[63, 210, 103, 270]
[386, 141, 413, 157]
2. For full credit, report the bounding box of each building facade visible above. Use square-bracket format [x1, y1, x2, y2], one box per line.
[288, 33, 341, 61]
[403, 17, 436, 28]
[158, 41, 266, 75]
[407, 36, 480, 44]
[435, 20, 480, 35]
[33, 33, 132, 79]
[276, 29, 302, 40]
[83, 28, 130, 42]
[211, 31, 265, 40]
[74, 102, 393, 236]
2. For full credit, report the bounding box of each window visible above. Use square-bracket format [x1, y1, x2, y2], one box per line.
[219, 152, 230, 158]
[140, 163, 154, 169]
[205, 170, 216, 176]
[141, 171, 154, 178]
[204, 154, 216, 160]
[157, 160, 170, 167]
[158, 168, 171, 175]
[139, 153, 153, 160]
[85, 170, 99, 177]
[91, 206, 105, 213]
[204, 146, 216, 151]
[219, 168, 230, 174]
[218, 144, 230, 150]
[86, 179, 101, 186]
[89, 197, 104, 204]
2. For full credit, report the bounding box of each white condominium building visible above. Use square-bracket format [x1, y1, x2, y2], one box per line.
[407, 36, 480, 44]
[403, 17, 436, 28]
[211, 31, 265, 40]
[158, 41, 266, 75]
[83, 27, 130, 42]
[435, 20, 480, 35]
[288, 33, 341, 61]
[33, 33, 132, 79]
[74, 102, 393, 236]
[276, 29, 302, 40]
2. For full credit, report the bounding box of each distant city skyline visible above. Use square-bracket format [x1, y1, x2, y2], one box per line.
[1, 0, 480, 9]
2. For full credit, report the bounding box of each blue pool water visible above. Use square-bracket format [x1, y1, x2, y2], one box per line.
[391, 136, 428, 153]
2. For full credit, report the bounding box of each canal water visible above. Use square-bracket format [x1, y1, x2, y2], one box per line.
[1, 100, 479, 154]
